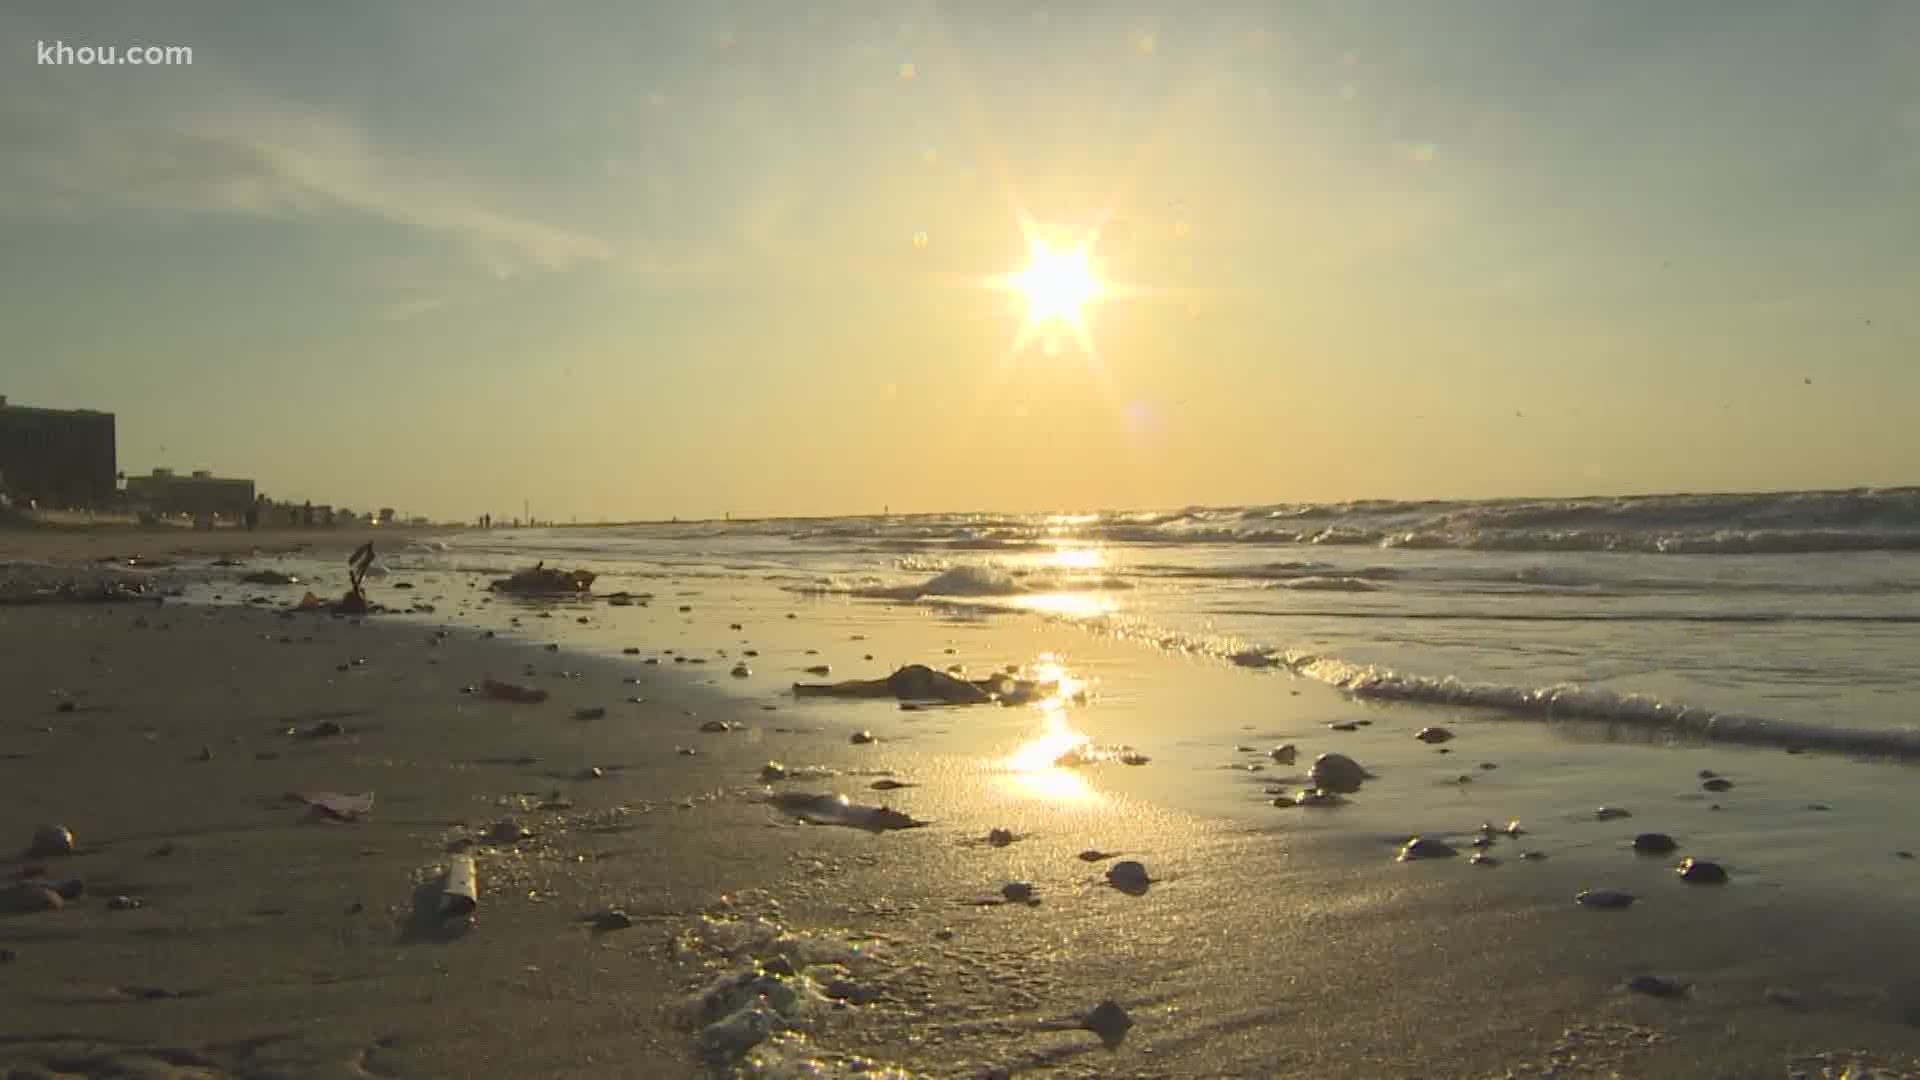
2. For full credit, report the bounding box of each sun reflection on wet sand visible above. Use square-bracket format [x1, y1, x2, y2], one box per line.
[999, 659, 1106, 803]
[1009, 591, 1115, 619]
[1047, 545, 1106, 571]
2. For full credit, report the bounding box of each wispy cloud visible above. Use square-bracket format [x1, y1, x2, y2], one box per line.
[0, 73, 611, 278]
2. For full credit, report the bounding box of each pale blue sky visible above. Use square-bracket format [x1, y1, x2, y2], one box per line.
[2, 1, 1916, 520]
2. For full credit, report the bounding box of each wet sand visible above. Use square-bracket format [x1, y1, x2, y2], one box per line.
[4, 535, 1920, 1077]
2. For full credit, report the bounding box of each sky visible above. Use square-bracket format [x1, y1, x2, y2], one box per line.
[2, 1, 1917, 522]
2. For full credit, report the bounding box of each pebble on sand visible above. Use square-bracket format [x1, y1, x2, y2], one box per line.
[572, 706, 607, 721]
[0, 884, 64, 914]
[850, 730, 876, 745]
[1397, 836, 1457, 861]
[1627, 974, 1690, 998]
[1594, 806, 1632, 821]
[592, 909, 634, 932]
[987, 828, 1016, 846]
[730, 664, 752, 678]
[27, 824, 75, 858]
[1701, 777, 1733, 792]
[1105, 860, 1152, 894]
[1633, 833, 1678, 855]
[1269, 743, 1297, 765]
[1575, 889, 1636, 910]
[1308, 752, 1367, 794]
[1327, 721, 1359, 732]
[805, 665, 831, 676]
[483, 819, 531, 845]
[1001, 882, 1037, 904]
[1415, 726, 1454, 744]
[1082, 1000, 1135, 1047]
[699, 720, 732, 733]
[1676, 857, 1728, 884]
[1469, 852, 1498, 866]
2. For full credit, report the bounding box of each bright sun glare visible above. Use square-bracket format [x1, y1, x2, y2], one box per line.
[1016, 244, 1101, 325]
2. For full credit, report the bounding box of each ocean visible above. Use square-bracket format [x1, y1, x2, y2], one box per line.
[393, 487, 1920, 757]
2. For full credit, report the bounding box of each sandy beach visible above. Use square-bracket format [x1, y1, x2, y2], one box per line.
[1, 527, 1917, 1078]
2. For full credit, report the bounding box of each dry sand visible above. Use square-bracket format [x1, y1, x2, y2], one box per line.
[4, 528, 1920, 1078]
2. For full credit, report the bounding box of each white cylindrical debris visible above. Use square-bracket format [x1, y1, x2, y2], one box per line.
[441, 854, 477, 918]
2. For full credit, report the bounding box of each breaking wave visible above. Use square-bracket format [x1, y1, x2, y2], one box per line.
[722, 488, 1920, 556]
[1038, 612, 1920, 759]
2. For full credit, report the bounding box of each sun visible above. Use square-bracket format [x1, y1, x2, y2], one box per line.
[1016, 244, 1101, 325]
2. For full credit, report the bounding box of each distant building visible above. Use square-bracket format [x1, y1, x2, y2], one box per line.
[0, 394, 117, 508]
[125, 467, 256, 518]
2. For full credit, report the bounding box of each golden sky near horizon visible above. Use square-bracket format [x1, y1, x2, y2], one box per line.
[3, 3, 1917, 520]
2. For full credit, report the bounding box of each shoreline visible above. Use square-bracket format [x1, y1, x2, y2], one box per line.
[4, 553, 1920, 1075]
